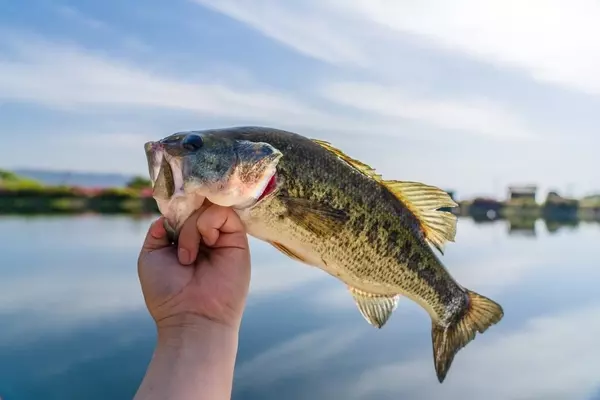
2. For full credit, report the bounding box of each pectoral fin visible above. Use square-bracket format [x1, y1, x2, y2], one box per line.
[348, 286, 400, 328]
[269, 241, 307, 264]
[279, 197, 349, 238]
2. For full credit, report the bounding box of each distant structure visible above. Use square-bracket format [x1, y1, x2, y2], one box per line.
[507, 185, 537, 202]
[545, 190, 576, 204]
[546, 190, 562, 201]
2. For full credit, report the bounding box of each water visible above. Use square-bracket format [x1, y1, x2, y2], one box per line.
[1, 216, 599, 400]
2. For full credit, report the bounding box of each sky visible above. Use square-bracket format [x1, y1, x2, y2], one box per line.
[1, 0, 600, 199]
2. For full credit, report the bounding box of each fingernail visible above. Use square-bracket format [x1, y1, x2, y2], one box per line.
[178, 248, 190, 264]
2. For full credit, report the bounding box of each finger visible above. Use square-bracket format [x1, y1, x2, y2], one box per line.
[141, 217, 170, 253]
[177, 204, 247, 265]
[195, 204, 247, 248]
[176, 201, 213, 265]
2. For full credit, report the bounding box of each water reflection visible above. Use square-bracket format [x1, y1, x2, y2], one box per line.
[1, 216, 599, 399]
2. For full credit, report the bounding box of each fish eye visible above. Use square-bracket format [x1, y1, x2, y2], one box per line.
[181, 134, 203, 151]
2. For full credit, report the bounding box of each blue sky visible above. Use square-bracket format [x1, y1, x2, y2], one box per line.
[1, 0, 600, 199]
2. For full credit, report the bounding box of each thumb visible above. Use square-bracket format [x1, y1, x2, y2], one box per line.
[140, 217, 171, 253]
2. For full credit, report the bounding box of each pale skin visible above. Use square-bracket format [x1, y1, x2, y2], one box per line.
[134, 203, 251, 400]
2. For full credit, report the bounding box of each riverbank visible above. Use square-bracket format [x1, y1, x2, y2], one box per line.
[2, 188, 600, 223]
[0, 187, 158, 215]
[3, 169, 600, 221]
[456, 197, 600, 221]
[0, 170, 158, 215]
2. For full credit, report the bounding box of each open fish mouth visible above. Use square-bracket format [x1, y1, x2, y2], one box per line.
[144, 139, 196, 240]
[144, 141, 185, 199]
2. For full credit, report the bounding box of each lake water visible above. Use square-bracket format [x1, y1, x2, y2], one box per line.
[1, 215, 599, 400]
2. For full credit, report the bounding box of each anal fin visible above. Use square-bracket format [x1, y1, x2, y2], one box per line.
[348, 287, 400, 328]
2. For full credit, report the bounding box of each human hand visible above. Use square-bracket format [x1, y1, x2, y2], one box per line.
[137, 203, 251, 331]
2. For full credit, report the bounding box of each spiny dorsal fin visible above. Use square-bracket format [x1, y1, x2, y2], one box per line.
[383, 181, 458, 254]
[312, 139, 383, 181]
[348, 286, 400, 328]
[312, 139, 458, 254]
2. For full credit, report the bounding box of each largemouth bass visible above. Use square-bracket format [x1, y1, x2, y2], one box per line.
[144, 126, 504, 383]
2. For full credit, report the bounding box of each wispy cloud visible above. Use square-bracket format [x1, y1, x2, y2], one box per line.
[322, 82, 536, 140]
[56, 5, 111, 31]
[196, 0, 600, 96]
[0, 34, 332, 128]
[0, 31, 536, 146]
[190, 0, 544, 143]
[235, 326, 365, 388]
[191, 0, 367, 66]
[343, 0, 600, 95]
[352, 303, 600, 399]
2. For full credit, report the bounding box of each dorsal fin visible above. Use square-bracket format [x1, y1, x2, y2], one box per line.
[382, 180, 458, 253]
[312, 139, 458, 253]
[312, 139, 383, 181]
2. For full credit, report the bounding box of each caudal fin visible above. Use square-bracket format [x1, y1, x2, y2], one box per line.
[431, 290, 504, 383]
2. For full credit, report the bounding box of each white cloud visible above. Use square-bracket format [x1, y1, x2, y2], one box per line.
[352, 303, 600, 400]
[0, 34, 333, 128]
[190, 0, 544, 142]
[322, 82, 536, 140]
[192, 0, 366, 66]
[196, 0, 600, 96]
[0, 32, 516, 148]
[58, 132, 153, 150]
[344, 0, 600, 95]
[235, 326, 365, 388]
[0, 27, 541, 149]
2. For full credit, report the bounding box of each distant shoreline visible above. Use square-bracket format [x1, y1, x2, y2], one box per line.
[1, 188, 599, 220]
[2, 169, 600, 226]
[0, 188, 158, 215]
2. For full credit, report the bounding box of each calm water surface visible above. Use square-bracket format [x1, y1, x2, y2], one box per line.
[1, 216, 599, 399]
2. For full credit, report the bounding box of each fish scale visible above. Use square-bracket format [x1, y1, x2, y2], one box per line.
[238, 129, 462, 305]
[144, 126, 504, 383]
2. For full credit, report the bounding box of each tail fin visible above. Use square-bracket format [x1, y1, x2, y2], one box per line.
[431, 290, 504, 383]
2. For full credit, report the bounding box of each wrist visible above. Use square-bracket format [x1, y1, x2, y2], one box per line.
[135, 314, 240, 400]
[156, 313, 240, 345]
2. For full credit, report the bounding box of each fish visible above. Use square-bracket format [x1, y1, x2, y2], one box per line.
[144, 126, 504, 383]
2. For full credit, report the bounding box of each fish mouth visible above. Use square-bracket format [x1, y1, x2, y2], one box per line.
[163, 153, 184, 197]
[144, 141, 184, 199]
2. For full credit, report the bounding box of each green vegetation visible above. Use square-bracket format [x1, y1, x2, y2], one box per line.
[1, 169, 600, 223]
[0, 169, 45, 190]
[0, 170, 157, 215]
[126, 176, 152, 190]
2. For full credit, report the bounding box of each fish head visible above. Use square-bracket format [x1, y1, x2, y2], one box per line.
[144, 130, 283, 237]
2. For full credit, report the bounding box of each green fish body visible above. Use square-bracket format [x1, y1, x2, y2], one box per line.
[144, 126, 504, 383]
